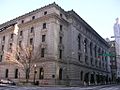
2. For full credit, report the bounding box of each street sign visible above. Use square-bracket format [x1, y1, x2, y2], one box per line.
[98, 53, 115, 56]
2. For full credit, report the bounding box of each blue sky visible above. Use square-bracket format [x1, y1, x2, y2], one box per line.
[0, 0, 120, 39]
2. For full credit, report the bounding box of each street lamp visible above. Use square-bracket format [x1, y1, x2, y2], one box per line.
[33, 64, 37, 85]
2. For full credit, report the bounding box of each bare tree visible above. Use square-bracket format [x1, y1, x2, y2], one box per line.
[5, 44, 41, 83]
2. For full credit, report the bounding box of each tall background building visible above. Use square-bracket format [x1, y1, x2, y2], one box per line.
[113, 17, 120, 81]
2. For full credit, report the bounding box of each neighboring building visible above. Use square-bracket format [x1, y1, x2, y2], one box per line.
[113, 18, 120, 81]
[0, 2, 111, 86]
[108, 40, 117, 83]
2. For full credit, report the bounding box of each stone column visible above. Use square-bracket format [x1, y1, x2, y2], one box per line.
[95, 73, 98, 85]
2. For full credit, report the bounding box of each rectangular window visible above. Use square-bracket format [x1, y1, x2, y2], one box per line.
[43, 23, 46, 29]
[30, 27, 34, 33]
[90, 43, 92, 55]
[15, 69, 18, 79]
[78, 35, 81, 50]
[41, 48, 45, 57]
[78, 54, 81, 62]
[42, 35, 46, 42]
[9, 43, 12, 49]
[3, 36, 5, 41]
[94, 46, 97, 57]
[0, 55, 2, 62]
[9, 43, 12, 52]
[19, 41, 22, 48]
[60, 13, 62, 17]
[5, 69, 9, 78]
[59, 36, 62, 44]
[81, 71, 83, 81]
[39, 68, 44, 79]
[84, 39, 87, 53]
[59, 49, 62, 59]
[2, 45, 4, 51]
[16, 54, 20, 60]
[60, 25, 62, 31]
[20, 31, 23, 36]
[11, 33, 13, 39]
[30, 38, 33, 45]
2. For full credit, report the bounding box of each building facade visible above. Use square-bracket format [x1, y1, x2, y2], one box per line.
[108, 40, 117, 83]
[113, 18, 120, 80]
[0, 3, 111, 86]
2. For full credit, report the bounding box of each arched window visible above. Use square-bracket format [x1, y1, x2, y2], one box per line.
[5, 69, 9, 78]
[84, 73, 89, 83]
[39, 68, 44, 79]
[94, 46, 97, 57]
[78, 34, 81, 50]
[90, 42, 93, 55]
[81, 71, 83, 81]
[84, 38, 87, 53]
[59, 68, 62, 80]
[15, 69, 18, 79]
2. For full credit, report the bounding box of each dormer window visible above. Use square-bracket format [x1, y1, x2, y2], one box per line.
[44, 11, 47, 15]
[32, 16, 35, 20]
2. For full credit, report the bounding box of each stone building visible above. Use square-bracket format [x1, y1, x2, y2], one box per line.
[108, 40, 117, 83]
[108, 39, 120, 83]
[0, 2, 111, 86]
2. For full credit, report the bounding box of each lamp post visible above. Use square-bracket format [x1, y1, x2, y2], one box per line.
[33, 64, 37, 85]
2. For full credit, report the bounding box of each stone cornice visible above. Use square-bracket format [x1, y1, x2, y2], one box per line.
[0, 2, 67, 31]
[18, 13, 68, 28]
[67, 10, 109, 48]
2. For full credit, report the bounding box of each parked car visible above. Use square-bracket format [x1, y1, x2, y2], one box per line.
[0, 79, 16, 86]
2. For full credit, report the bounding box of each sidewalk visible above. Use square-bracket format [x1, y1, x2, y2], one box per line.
[74, 84, 119, 90]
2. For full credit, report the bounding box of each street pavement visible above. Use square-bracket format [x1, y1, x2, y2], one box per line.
[0, 85, 120, 90]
